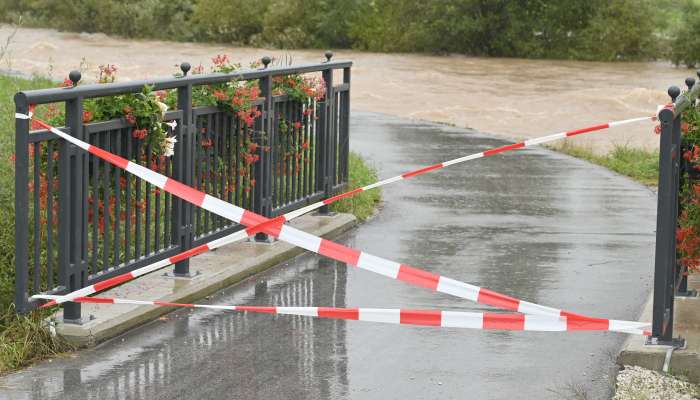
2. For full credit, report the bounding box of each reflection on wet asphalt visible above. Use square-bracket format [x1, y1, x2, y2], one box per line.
[0, 112, 656, 399]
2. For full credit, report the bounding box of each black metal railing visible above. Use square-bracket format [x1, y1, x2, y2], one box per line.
[650, 70, 700, 346]
[14, 53, 351, 321]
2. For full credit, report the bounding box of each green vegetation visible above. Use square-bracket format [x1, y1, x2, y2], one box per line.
[0, 75, 73, 375]
[0, 74, 380, 373]
[1, 0, 700, 65]
[552, 141, 659, 186]
[331, 152, 381, 222]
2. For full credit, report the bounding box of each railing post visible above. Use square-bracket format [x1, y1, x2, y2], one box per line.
[650, 86, 684, 346]
[173, 63, 193, 276]
[14, 93, 30, 313]
[318, 51, 335, 215]
[255, 57, 274, 241]
[63, 71, 88, 323]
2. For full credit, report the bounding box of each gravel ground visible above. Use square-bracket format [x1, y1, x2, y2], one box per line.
[614, 366, 700, 400]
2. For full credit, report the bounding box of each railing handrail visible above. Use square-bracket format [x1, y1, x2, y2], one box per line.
[15, 60, 353, 105]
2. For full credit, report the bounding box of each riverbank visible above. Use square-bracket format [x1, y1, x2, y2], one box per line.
[0, 24, 693, 155]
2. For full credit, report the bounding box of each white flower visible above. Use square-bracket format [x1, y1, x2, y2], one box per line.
[156, 101, 168, 118]
[163, 136, 177, 157]
[164, 120, 178, 130]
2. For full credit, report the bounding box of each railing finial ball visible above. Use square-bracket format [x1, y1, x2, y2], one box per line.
[261, 56, 271, 69]
[324, 51, 333, 62]
[686, 77, 696, 90]
[668, 85, 681, 102]
[180, 62, 191, 77]
[68, 70, 81, 87]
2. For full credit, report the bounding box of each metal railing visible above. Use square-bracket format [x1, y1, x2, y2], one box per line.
[650, 71, 700, 346]
[14, 53, 351, 321]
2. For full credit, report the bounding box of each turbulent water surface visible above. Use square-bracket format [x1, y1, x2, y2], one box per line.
[0, 25, 694, 153]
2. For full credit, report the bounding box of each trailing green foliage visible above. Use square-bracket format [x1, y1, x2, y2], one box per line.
[330, 152, 381, 222]
[1, 0, 695, 64]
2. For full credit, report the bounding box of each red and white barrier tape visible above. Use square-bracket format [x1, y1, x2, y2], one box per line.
[33, 294, 650, 334]
[26, 113, 654, 315]
[22, 112, 644, 326]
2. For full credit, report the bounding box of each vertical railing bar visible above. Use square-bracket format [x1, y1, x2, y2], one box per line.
[102, 132, 111, 271]
[113, 130, 122, 265]
[212, 112, 220, 228]
[194, 116, 201, 237]
[32, 142, 40, 293]
[154, 153, 161, 253]
[125, 134, 132, 264]
[226, 114, 233, 206]
[134, 139, 142, 260]
[292, 101, 299, 202]
[91, 137, 98, 273]
[164, 149, 171, 246]
[46, 140, 54, 289]
[145, 143, 152, 256]
[204, 114, 211, 233]
[234, 116, 240, 207]
[285, 100, 292, 205]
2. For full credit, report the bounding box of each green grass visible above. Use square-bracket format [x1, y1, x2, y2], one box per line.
[0, 75, 74, 375]
[330, 152, 381, 221]
[552, 141, 659, 186]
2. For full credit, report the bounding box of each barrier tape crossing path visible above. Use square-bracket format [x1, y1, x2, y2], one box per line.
[22, 111, 652, 333]
[33, 295, 650, 334]
[31, 114, 654, 308]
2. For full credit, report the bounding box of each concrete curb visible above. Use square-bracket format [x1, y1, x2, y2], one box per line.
[53, 212, 357, 346]
[617, 274, 700, 382]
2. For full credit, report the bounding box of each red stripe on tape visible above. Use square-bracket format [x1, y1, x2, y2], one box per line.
[483, 142, 525, 157]
[318, 307, 359, 320]
[565, 123, 609, 137]
[400, 309, 441, 326]
[318, 240, 361, 265]
[397, 264, 440, 290]
[164, 179, 206, 206]
[93, 273, 135, 292]
[483, 313, 525, 330]
[559, 310, 590, 319]
[39, 300, 57, 308]
[76, 296, 113, 304]
[477, 288, 520, 311]
[169, 244, 210, 264]
[566, 316, 608, 331]
[323, 188, 364, 204]
[89, 146, 129, 170]
[245, 215, 285, 237]
[402, 163, 443, 179]
[237, 306, 277, 313]
[240, 210, 267, 227]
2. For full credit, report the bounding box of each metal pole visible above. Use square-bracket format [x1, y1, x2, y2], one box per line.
[174, 63, 193, 276]
[14, 93, 30, 313]
[649, 86, 684, 346]
[318, 52, 334, 215]
[255, 57, 273, 242]
[63, 71, 87, 322]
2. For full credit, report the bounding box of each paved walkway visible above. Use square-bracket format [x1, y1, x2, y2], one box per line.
[0, 113, 657, 399]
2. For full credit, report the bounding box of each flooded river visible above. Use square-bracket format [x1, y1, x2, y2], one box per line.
[1, 25, 694, 153]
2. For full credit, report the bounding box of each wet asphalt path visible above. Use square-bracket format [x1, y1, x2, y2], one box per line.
[0, 112, 657, 399]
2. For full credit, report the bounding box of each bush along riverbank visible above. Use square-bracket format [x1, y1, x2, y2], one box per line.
[0, 57, 381, 374]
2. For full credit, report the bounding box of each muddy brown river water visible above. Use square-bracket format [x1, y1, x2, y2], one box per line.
[1, 25, 695, 153]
